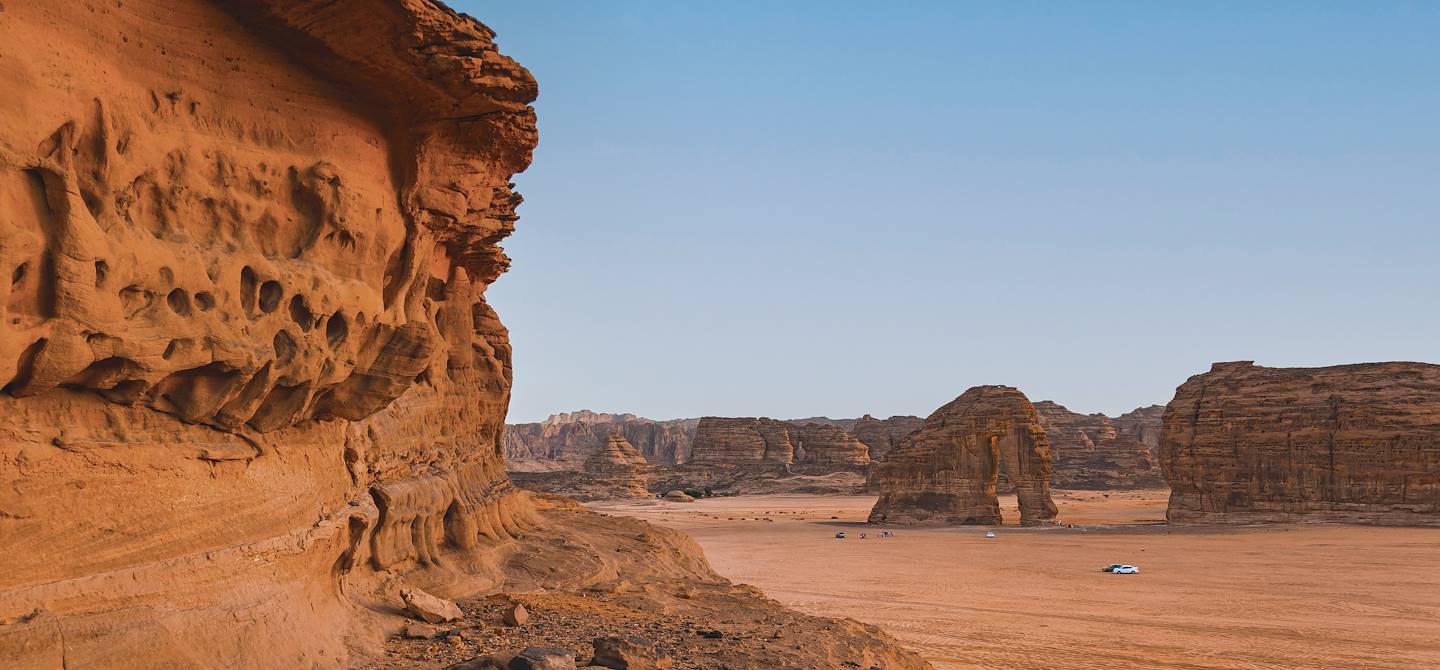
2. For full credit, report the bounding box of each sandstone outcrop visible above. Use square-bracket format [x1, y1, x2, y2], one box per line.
[1033, 401, 1165, 489]
[1115, 404, 1165, 461]
[689, 417, 871, 466]
[1162, 361, 1440, 525]
[505, 413, 697, 470]
[850, 414, 924, 461]
[869, 386, 1059, 526]
[581, 433, 651, 498]
[2, 1, 539, 665]
[403, 588, 465, 624]
[0, 3, 929, 668]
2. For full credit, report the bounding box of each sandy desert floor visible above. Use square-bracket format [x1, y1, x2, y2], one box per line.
[589, 490, 1440, 669]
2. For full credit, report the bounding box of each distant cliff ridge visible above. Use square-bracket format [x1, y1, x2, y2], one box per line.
[507, 405, 1164, 490]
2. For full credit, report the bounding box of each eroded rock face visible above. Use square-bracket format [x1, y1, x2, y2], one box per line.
[1033, 401, 1165, 489]
[689, 417, 871, 467]
[850, 414, 924, 461]
[582, 433, 651, 498]
[0, 0, 537, 665]
[868, 386, 1058, 526]
[1115, 404, 1165, 461]
[1162, 361, 1440, 525]
[504, 413, 697, 470]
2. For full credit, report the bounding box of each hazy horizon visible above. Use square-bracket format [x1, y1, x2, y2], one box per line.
[466, 1, 1440, 424]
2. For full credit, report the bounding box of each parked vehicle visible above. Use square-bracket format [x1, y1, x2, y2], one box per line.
[1111, 565, 1140, 574]
[834, 531, 845, 539]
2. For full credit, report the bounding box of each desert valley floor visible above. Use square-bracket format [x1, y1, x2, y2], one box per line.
[589, 491, 1440, 670]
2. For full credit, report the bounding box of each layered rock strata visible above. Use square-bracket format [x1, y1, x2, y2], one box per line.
[1162, 361, 1440, 525]
[1033, 401, 1165, 489]
[868, 386, 1059, 526]
[689, 417, 871, 466]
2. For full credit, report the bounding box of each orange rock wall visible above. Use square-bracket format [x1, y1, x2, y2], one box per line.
[1162, 361, 1440, 525]
[0, 1, 537, 666]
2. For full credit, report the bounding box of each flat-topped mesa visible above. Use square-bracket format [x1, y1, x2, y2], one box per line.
[1033, 401, 1165, 489]
[545, 410, 639, 427]
[869, 386, 1059, 526]
[1162, 361, 1440, 525]
[689, 417, 871, 467]
[850, 414, 924, 461]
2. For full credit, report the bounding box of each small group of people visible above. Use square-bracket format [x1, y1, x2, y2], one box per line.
[848, 531, 895, 540]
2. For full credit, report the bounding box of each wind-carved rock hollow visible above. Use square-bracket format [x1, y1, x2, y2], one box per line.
[0, 3, 930, 669]
[869, 386, 1060, 526]
[1162, 361, 1440, 525]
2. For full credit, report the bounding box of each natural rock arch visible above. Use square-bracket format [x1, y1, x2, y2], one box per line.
[868, 386, 1059, 526]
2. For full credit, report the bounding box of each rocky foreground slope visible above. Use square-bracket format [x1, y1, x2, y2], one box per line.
[1162, 361, 1440, 525]
[0, 3, 929, 668]
[869, 386, 1059, 526]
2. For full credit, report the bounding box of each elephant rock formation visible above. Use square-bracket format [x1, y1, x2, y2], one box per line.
[869, 386, 1059, 526]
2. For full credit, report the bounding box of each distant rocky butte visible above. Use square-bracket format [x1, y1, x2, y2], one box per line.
[0, 3, 929, 668]
[504, 412, 698, 470]
[1033, 401, 1165, 489]
[689, 417, 872, 466]
[543, 409, 639, 426]
[869, 386, 1059, 526]
[1162, 361, 1440, 525]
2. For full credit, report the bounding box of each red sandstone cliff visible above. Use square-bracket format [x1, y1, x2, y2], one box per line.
[1161, 361, 1440, 525]
[2, 2, 538, 664]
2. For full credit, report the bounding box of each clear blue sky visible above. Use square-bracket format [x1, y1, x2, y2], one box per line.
[458, 1, 1440, 423]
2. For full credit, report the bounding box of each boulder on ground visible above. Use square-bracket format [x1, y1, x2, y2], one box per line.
[510, 646, 578, 670]
[401, 587, 464, 624]
[662, 490, 695, 503]
[590, 635, 671, 669]
[503, 601, 530, 626]
[402, 621, 442, 639]
[448, 651, 514, 670]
